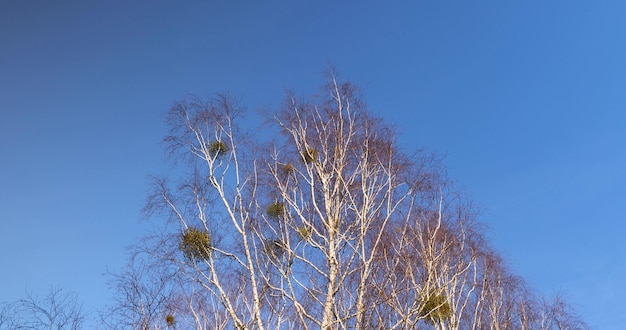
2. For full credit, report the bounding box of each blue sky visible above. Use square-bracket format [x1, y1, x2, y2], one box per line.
[1, 1, 625, 328]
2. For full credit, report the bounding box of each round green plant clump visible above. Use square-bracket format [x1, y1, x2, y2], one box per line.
[282, 162, 295, 175]
[209, 141, 229, 157]
[165, 314, 175, 326]
[180, 227, 211, 261]
[301, 147, 318, 163]
[297, 226, 310, 240]
[419, 293, 452, 324]
[266, 202, 286, 219]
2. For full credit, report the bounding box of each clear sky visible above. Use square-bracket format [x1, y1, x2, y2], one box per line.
[1, 1, 625, 328]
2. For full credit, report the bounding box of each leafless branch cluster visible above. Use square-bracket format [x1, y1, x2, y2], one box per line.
[0, 286, 85, 330]
[105, 72, 588, 329]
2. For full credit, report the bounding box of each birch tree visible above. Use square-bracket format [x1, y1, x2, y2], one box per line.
[124, 70, 589, 330]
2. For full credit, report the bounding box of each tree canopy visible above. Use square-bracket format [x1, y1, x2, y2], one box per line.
[100, 71, 588, 330]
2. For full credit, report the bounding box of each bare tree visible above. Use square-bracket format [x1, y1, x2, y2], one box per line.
[100, 251, 178, 330]
[540, 293, 590, 330]
[0, 286, 85, 330]
[0, 303, 16, 330]
[117, 69, 589, 330]
[100, 233, 235, 330]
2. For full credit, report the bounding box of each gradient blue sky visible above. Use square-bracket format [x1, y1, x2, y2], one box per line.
[1, 1, 625, 328]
